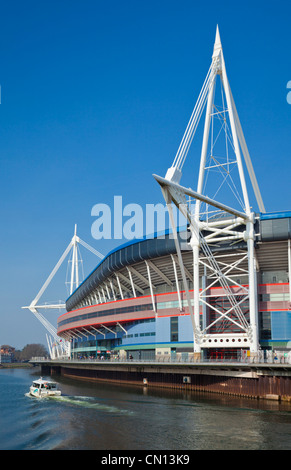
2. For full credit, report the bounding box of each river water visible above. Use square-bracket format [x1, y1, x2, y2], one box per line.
[1, 366, 291, 451]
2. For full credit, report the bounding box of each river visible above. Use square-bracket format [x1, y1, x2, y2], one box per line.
[1, 366, 291, 451]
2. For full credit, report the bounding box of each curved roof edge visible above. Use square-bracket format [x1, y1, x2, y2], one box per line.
[260, 211, 291, 220]
[65, 226, 189, 311]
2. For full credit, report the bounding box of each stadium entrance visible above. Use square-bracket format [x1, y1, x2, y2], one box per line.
[206, 349, 249, 362]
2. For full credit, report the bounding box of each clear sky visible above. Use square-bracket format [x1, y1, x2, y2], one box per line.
[1, 0, 291, 349]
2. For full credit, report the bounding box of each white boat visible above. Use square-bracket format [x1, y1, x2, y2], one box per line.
[29, 377, 61, 397]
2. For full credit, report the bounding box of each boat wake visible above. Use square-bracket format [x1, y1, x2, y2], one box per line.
[25, 393, 134, 415]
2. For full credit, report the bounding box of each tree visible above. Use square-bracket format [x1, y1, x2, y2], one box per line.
[18, 344, 48, 361]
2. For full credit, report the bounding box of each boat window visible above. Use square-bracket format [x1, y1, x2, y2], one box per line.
[33, 383, 39, 388]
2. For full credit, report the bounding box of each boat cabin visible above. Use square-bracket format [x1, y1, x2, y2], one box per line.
[32, 378, 58, 390]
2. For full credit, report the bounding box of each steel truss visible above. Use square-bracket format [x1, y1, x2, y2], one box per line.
[154, 27, 265, 357]
[22, 225, 104, 358]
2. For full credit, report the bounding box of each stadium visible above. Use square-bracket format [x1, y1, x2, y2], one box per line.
[57, 211, 291, 361]
[32, 27, 289, 363]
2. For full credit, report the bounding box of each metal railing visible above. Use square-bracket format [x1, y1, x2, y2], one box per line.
[31, 354, 291, 366]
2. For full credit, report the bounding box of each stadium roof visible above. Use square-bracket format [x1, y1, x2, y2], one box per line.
[66, 212, 291, 312]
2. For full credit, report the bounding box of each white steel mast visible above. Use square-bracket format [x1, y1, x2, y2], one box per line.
[154, 26, 265, 360]
[22, 225, 104, 358]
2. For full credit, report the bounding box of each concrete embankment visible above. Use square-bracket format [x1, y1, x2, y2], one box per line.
[34, 359, 291, 402]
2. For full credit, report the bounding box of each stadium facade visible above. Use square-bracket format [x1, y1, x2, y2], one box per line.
[57, 212, 291, 361]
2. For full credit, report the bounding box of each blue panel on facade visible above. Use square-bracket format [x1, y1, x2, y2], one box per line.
[271, 311, 291, 341]
[155, 317, 170, 343]
[121, 319, 156, 346]
[178, 316, 194, 343]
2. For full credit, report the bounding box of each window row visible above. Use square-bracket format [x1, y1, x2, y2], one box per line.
[59, 303, 153, 327]
[260, 293, 290, 302]
[124, 332, 156, 338]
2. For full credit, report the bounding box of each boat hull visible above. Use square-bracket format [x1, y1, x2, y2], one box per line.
[29, 386, 61, 398]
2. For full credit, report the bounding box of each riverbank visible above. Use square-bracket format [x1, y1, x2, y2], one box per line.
[34, 358, 291, 402]
[0, 362, 33, 369]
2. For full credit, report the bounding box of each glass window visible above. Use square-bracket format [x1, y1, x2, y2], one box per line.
[259, 311, 271, 340]
[170, 317, 178, 342]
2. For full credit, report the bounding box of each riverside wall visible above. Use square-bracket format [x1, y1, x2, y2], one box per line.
[34, 359, 291, 402]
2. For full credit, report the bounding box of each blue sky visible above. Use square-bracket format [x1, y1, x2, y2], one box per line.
[0, 0, 290, 349]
